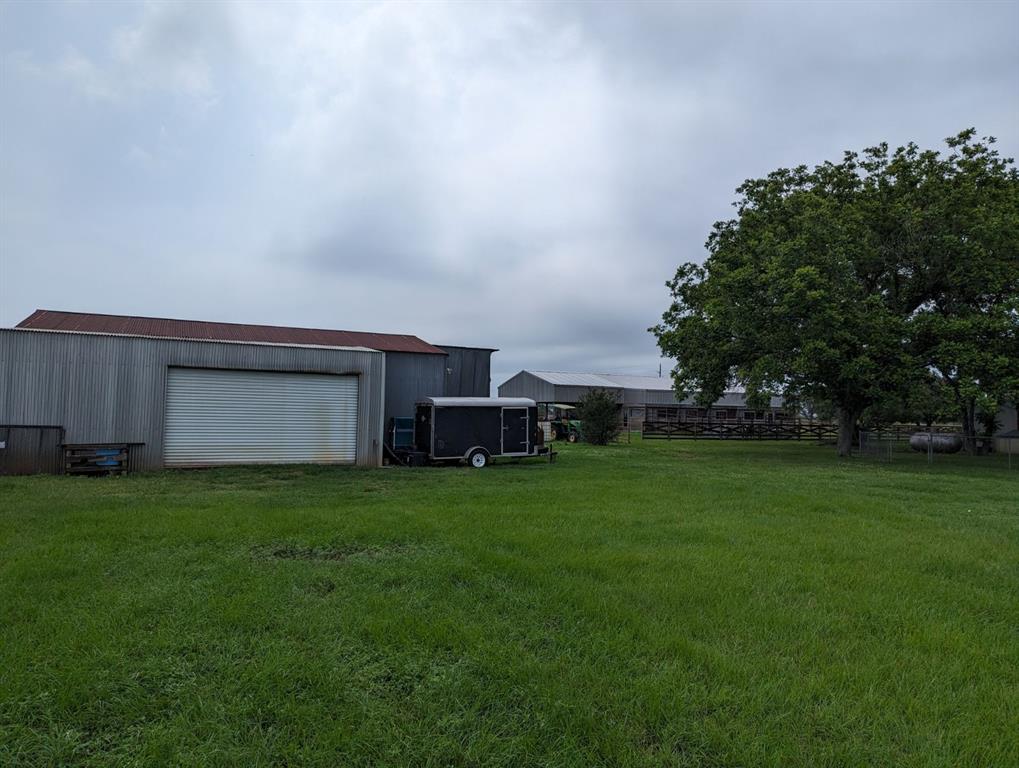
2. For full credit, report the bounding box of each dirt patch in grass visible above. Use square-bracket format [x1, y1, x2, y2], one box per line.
[251, 542, 425, 562]
[308, 577, 336, 595]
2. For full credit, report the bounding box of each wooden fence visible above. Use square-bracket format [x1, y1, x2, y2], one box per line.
[642, 420, 839, 441]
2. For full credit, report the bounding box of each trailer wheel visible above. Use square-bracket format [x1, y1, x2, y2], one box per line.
[567, 432, 579, 443]
[468, 449, 488, 468]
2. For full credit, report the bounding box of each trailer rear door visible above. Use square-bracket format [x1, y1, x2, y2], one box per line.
[501, 407, 529, 455]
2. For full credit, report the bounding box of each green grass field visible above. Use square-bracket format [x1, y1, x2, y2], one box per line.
[1, 440, 1016, 767]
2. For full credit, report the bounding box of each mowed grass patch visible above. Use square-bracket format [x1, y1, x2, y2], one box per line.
[1, 440, 1016, 767]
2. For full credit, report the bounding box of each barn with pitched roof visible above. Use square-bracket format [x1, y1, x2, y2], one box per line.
[1, 309, 494, 472]
[497, 370, 786, 429]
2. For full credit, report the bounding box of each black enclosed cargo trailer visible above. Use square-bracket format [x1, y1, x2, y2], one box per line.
[408, 397, 550, 468]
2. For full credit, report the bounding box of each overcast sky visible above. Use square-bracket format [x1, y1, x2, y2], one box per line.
[2, 1, 1017, 390]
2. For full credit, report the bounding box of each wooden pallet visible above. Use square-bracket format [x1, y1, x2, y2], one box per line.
[64, 444, 131, 476]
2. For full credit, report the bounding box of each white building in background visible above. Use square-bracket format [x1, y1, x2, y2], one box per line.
[497, 370, 786, 428]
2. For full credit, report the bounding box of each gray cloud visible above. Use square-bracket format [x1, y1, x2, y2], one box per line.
[2, 0, 1017, 392]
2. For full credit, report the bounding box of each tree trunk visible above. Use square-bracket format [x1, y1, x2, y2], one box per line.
[836, 407, 859, 457]
[943, 376, 978, 455]
[960, 399, 977, 455]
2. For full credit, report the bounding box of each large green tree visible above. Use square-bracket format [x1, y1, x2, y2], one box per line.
[653, 130, 1019, 456]
[904, 133, 1019, 449]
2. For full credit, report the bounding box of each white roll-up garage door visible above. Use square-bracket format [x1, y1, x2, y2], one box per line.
[164, 368, 359, 466]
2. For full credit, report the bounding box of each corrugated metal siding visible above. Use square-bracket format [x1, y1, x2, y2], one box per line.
[497, 371, 555, 402]
[622, 388, 648, 405]
[643, 388, 684, 405]
[440, 346, 492, 398]
[0, 425, 64, 475]
[165, 369, 358, 466]
[497, 369, 783, 409]
[0, 329, 384, 469]
[553, 385, 623, 404]
[384, 352, 446, 425]
[499, 371, 623, 404]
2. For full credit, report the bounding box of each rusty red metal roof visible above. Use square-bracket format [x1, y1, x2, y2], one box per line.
[16, 309, 447, 355]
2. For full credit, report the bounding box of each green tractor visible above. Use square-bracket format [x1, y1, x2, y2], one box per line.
[547, 404, 582, 443]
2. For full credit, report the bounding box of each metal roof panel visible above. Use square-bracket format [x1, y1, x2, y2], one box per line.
[526, 371, 621, 387]
[423, 397, 535, 407]
[16, 309, 447, 354]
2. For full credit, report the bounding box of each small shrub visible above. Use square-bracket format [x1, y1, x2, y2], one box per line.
[576, 388, 621, 445]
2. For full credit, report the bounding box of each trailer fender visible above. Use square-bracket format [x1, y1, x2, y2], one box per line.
[464, 447, 490, 468]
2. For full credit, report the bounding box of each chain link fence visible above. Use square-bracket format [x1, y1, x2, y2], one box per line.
[858, 429, 1018, 470]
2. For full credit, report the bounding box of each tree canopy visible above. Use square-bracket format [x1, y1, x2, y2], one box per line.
[652, 130, 1019, 455]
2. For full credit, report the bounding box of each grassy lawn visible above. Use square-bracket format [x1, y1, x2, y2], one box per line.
[1, 440, 1017, 767]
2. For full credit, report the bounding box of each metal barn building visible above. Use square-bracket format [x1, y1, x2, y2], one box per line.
[0, 328, 384, 470]
[497, 370, 785, 428]
[0, 310, 494, 473]
[383, 344, 495, 430]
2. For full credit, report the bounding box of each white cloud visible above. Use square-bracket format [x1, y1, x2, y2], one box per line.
[235, 2, 628, 314]
[56, 47, 119, 101]
[2, 0, 1017, 387]
[51, 1, 229, 104]
[110, 1, 225, 103]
